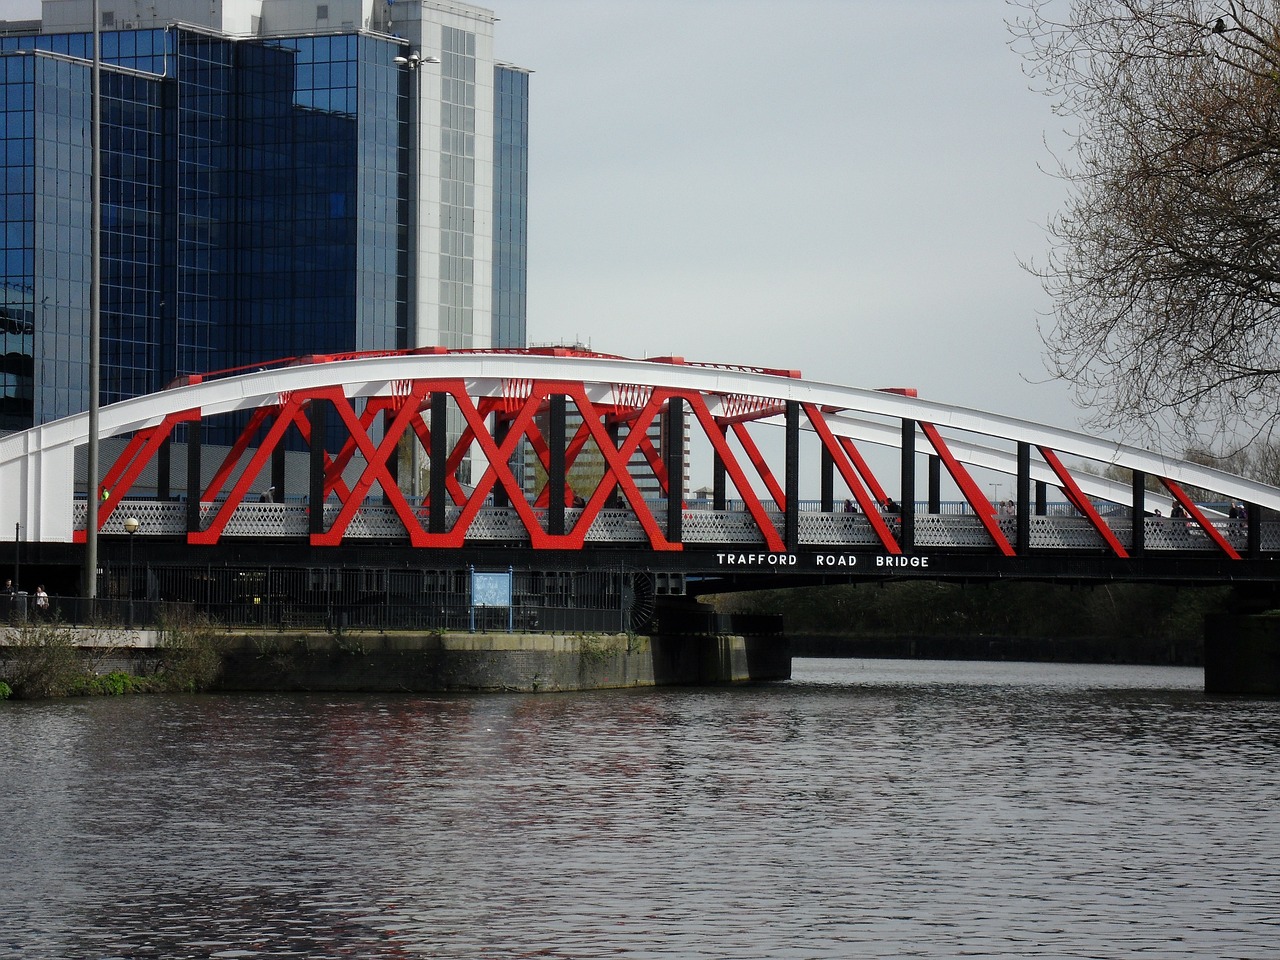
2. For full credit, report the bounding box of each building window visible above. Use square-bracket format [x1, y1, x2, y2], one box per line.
[102, 10, 115, 26]
[317, 5, 328, 20]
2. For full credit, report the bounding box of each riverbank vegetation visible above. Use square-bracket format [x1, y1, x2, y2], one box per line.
[0, 614, 228, 700]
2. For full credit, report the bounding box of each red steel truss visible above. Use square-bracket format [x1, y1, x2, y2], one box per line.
[67, 349, 1252, 561]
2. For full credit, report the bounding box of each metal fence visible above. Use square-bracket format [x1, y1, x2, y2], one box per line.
[57, 564, 641, 633]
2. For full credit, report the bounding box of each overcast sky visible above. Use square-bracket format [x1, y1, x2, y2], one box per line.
[496, 0, 1079, 433]
[7, 0, 1081, 434]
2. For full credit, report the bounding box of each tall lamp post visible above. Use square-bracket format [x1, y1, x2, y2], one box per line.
[393, 49, 440, 504]
[124, 516, 139, 627]
[85, 0, 103, 602]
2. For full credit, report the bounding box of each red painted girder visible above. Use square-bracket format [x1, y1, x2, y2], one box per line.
[729, 421, 787, 512]
[527, 414, 600, 508]
[631, 427, 673, 498]
[1037, 446, 1129, 558]
[836, 436, 889, 506]
[287, 402, 353, 503]
[190, 393, 312, 544]
[1161, 478, 1241, 559]
[921, 423, 1017, 557]
[203, 405, 274, 503]
[801, 403, 901, 553]
[75, 409, 198, 542]
[686, 393, 787, 552]
[461, 380, 680, 550]
[554, 384, 681, 548]
[310, 383, 433, 546]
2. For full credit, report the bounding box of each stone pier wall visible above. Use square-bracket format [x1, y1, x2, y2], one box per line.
[214, 630, 791, 693]
[1204, 614, 1280, 695]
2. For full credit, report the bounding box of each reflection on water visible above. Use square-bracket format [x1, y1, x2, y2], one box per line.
[2, 659, 1278, 958]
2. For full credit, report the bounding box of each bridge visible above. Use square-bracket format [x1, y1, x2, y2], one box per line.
[2, 348, 1278, 630]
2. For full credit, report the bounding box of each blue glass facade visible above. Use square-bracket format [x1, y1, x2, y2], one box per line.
[493, 63, 528, 350]
[0, 20, 527, 433]
[1, 43, 167, 429]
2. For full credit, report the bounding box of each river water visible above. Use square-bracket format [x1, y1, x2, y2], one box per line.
[2, 658, 1277, 959]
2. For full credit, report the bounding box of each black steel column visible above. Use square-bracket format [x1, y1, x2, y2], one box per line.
[821, 445, 834, 513]
[383, 408, 398, 503]
[1036, 480, 1048, 516]
[547, 393, 566, 536]
[665, 397, 684, 543]
[493, 417, 510, 508]
[157, 436, 171, 501]
[271, 438, 286, 501]
[899, 419, 915, 551]
[1131, 468, 1146, 556]
[928, 454, 941, 513]
[607, 419, 622, 508]
[785, 400, 800, 551]
[430, 392, 448, 535]
[1016, 441, 1031, 553]
[713, 423, 727, 511]
[185, 418, 202, 534]
[1247, 501, 1261, 558]
[308, 399, 327, 535]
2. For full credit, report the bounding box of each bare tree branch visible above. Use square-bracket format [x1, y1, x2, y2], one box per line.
[1011, 0, 1280, 452]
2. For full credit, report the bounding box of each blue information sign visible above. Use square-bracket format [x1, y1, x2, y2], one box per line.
[471, 571, 512, 607]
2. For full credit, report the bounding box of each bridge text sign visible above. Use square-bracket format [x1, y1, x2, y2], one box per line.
[715, 552, 931, 569]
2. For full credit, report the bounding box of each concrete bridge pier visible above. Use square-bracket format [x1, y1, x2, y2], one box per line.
[1204, 585, 1280, 695]
[208, 604, 790, 694]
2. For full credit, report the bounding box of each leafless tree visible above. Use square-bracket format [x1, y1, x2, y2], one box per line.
[1011, 0, 1280, 454]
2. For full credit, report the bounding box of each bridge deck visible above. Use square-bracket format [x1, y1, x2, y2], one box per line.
[79, 500, 1277, 555]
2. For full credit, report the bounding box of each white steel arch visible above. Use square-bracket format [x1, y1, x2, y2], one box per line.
[2, 350, 1278, 544]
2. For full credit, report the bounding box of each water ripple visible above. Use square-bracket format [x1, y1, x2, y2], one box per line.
[1, 660, 1277, 958]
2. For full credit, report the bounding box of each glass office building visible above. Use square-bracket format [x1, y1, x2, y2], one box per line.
[0, 0, 527, 434]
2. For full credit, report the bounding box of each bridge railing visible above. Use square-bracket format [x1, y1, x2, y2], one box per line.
[73, 500, 1280, 552]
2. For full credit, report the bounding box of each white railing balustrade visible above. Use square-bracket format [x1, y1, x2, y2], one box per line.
[72, 500, 1280, 553]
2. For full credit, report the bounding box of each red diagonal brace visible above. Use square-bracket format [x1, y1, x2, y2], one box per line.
[729, 421, 787, 512]
[204, 405, 273, 502]
[312, 384, 431, 546]
[802, 403, 901, 553]
[922, 423, 1016, 557]
[560, 384, 680, 550]
[190, 396, 308, 544]
[1038, 446, 1129, 558]
[77, 410, 198, 541]
[1162, 478, 1240, 559]
[686, 393, 786, 552]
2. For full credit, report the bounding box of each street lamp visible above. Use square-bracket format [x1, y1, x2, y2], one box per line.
[393, 49, 440, 503]
[392, 51, 441, 69]
[123, 516, 139, 626]
[85, 0, 103, 601]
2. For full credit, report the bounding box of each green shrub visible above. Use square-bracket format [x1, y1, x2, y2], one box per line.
[155, 612, 228, 692]
[3, 620, 86, 699]
[70, 671, 154, 696]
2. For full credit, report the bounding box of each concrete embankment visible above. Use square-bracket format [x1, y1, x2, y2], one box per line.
[213, 631, 791, 692]
[790, 633, 1202, 666]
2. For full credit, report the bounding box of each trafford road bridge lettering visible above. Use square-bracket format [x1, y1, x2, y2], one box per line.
[715, 552, 932, 568]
